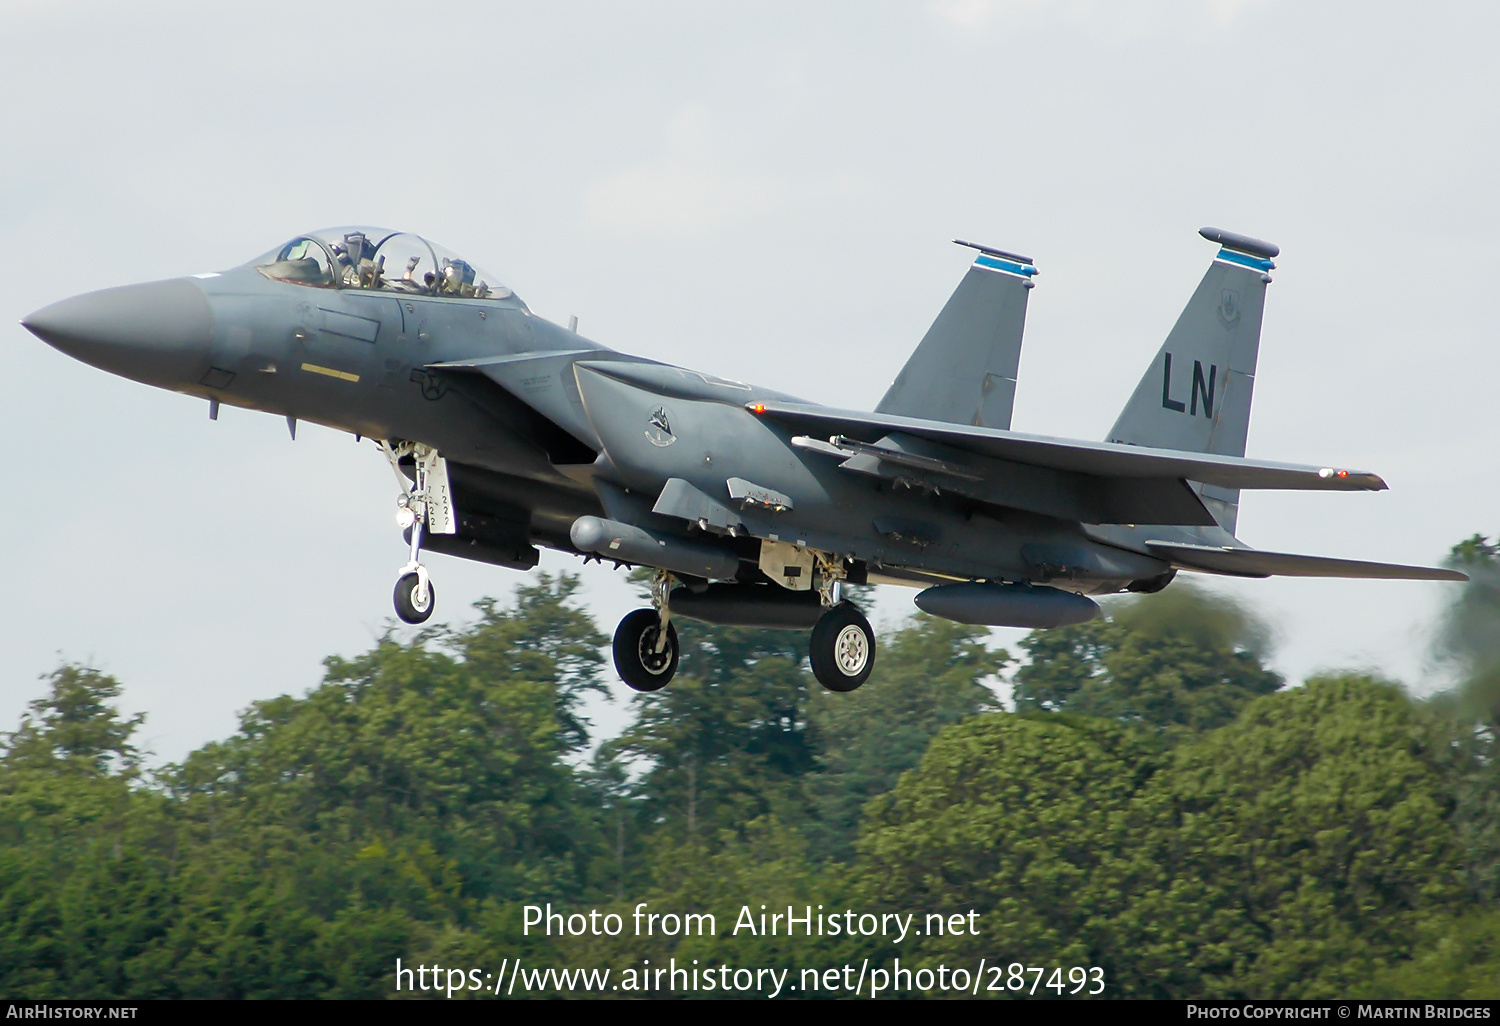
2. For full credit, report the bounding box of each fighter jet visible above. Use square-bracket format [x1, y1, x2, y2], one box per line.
[21, 226, 1466, 693]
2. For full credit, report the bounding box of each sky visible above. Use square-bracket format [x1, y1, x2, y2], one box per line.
[2, 0, 1495, 763]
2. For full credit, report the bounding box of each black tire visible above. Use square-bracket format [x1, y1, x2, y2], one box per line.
[394, 572, 435, 624]
[809, 602, 875, 692]
[613, 608, 679, 692]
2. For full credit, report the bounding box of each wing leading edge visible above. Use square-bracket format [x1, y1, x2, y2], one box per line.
[754, 401, 1460, 582]
[750, 401, 1386, 493]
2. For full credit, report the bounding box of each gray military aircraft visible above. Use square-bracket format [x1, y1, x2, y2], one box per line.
[21, 226, 1466, 693]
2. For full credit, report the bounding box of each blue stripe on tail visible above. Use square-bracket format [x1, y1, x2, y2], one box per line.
[974, 254, 1038, 277]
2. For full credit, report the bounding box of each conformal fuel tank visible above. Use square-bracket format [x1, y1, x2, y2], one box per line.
[914, 581, 1100, 628]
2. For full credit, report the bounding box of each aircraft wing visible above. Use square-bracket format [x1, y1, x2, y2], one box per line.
[749, 401, 1388, 493]
[1143, 541, 1468, 582]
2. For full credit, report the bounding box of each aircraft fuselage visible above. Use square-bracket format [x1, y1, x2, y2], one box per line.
[26, 225, 1455, 693]
[26, 258, 1169, 595]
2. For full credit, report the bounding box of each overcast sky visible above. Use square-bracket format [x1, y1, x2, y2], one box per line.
[2, 0, 1495, 763]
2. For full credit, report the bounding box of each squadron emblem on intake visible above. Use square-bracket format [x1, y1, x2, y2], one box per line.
[645, 406, 677, 447]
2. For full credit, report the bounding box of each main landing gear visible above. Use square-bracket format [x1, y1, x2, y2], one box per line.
[806, 552, 875, 693]
[380, 440, 454, 625]
[809, 601, 875, 693]
[614, 571, 680, 692]
[610, 557, 877, 694]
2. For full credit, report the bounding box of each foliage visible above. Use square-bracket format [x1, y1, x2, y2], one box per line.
[1433, 534, 1500, 722]
[0, 576, 606, 997]
[1365, 909, 1500, 999]
[1427, 537, 1500, 905]
[0, 666, 175, 997]
[1106, 675, 1465, 998]
[803, 613, 1005, 860]
[856, 712, 1158, 970]
[1013, 581, 1283, 737]
[555, 817, 856, 998]
[606, 620, 816, 848]
[3, 555, 1499, 999]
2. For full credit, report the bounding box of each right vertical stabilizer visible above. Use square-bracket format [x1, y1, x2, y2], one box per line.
[1106, 227, 1279, 533]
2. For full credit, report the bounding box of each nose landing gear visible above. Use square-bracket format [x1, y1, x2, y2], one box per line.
[380, 440, 455, 625]
[394, 566, 435, 624]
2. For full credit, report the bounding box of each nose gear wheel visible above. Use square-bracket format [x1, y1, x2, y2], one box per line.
[394, 572, 435, 624]
[380, 438, 454, 625]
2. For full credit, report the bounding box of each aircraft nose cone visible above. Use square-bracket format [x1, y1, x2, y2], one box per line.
[22, 278, 214, 388]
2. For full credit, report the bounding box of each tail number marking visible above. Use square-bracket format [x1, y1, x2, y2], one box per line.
[1160, 352, 1216, 418]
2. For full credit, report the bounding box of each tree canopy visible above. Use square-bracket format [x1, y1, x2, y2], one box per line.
[1, 556, 1495, 999]
[1434, 534, 1500, 722]
[1013, 581, 1283, 737]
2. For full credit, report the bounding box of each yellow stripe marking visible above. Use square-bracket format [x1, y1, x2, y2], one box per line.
[300, 362, 360, 383]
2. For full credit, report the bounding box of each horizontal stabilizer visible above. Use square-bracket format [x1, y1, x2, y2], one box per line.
[753, 401, 1387, 494]
[1144, 541, 1468, 582]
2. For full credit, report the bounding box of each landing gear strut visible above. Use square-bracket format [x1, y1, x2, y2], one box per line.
[604, 554, 874, 693]
[380, 440, 454, 625]
[613, 571, 680, 692]
[809, 553, 874, 692]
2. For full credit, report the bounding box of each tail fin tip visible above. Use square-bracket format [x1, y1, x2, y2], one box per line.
[1198, 227, 1280, 260]
[952, 238, 1036, 266]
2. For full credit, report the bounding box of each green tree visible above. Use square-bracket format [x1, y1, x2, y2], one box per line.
[1013, 582, 1282, 737]
[554, 816, 853, 999]
[450, 573, 609, 752]
[1108, 674, 1466, 999]
[804, 613, 1005, 860]
[856, 712, 1159, 973]
[171, 633, 594, 907]
[1433, 534, 1500, 721]
[0, 578, 622, 999]
[0, 666, 177, 998]
[3, 665, 144, 778]
[607, 620, 817, 850]
[1365, 909, 1500, 998]
[153, 574, 609, 996]
[1428, 536, 1500, 905]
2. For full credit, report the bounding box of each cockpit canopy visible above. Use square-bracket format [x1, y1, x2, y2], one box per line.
[254, 227, 517, 302]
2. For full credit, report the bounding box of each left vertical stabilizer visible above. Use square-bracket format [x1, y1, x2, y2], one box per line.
[876, 241, 1036, 430]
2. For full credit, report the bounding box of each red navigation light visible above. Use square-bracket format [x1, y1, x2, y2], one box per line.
[750, 403, 766, 414]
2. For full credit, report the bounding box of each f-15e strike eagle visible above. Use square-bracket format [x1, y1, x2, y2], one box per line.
[22, 226, 1465, 693]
